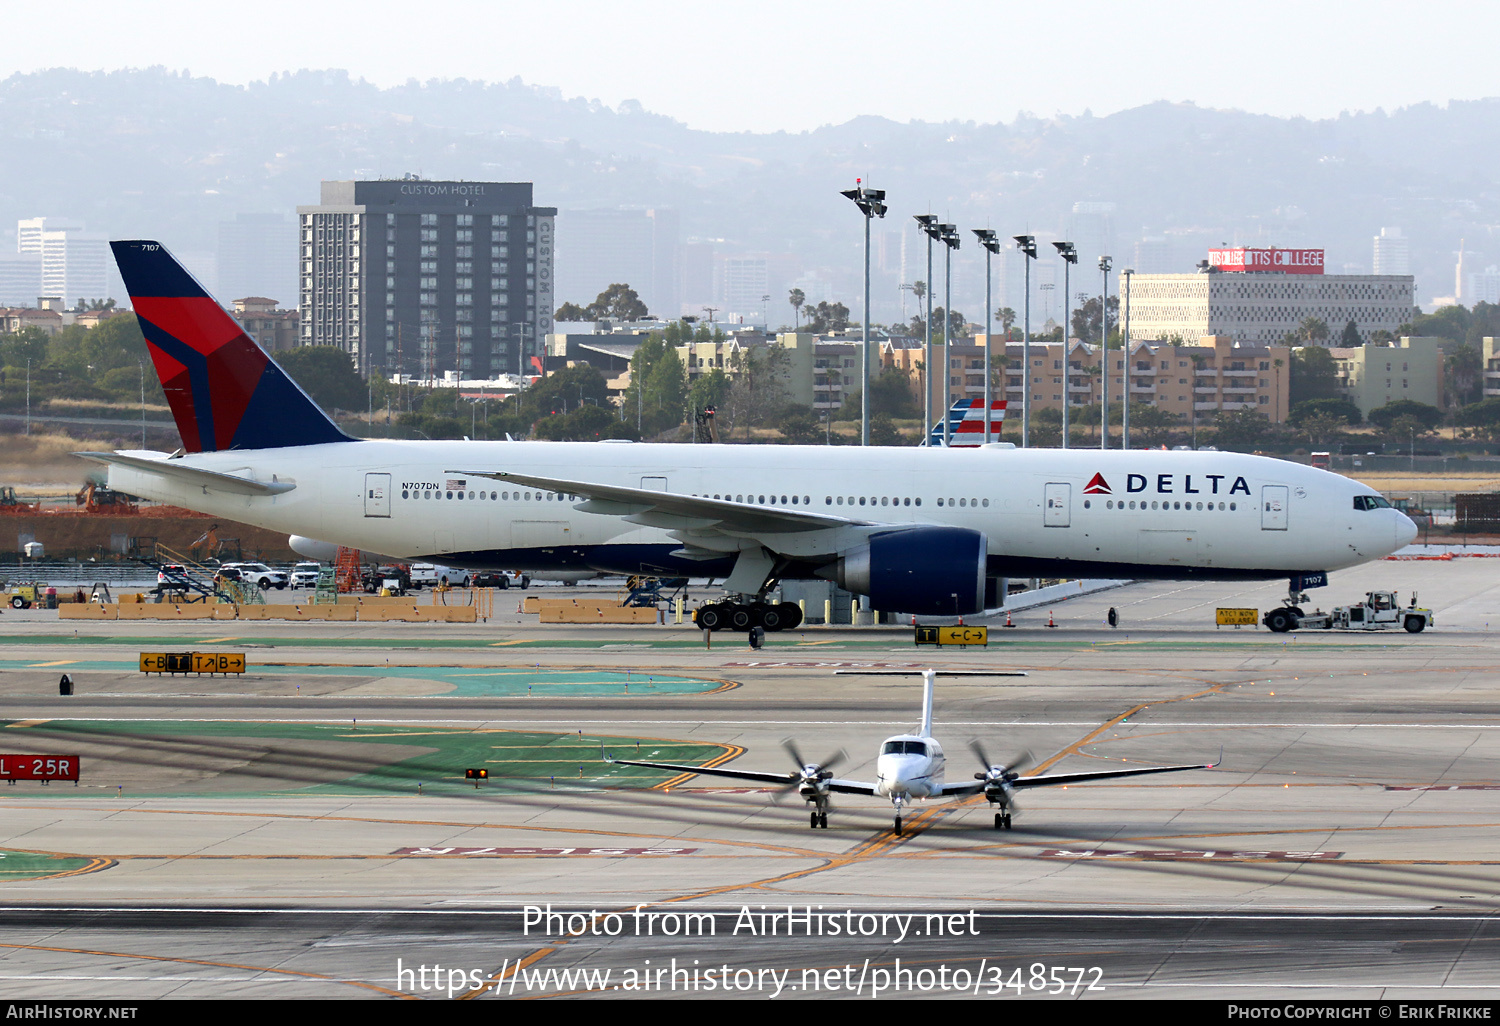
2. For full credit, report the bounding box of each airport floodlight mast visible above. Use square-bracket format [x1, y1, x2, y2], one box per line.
[1099, 255, 1112, 449]
[914, 215, 940, 442]
[842, 180, 887, 446]
[1052, 241, 1078, 448]
[1012, 235, 1036, 447]
[938, 223, 960, 446]
[973, 229, 1002, 444]
[1122, 267, 1134, 449]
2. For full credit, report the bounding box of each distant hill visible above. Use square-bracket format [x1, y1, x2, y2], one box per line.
[1, 67, 1494, 312]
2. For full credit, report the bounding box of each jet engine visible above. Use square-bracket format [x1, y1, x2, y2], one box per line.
[829, 526, 987, 615]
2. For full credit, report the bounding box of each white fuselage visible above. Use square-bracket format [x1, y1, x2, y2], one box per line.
[100, 440, 1416, 580]
[875, 734, 946, 800]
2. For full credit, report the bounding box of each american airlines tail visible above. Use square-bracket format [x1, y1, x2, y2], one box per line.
[111, 240, 353, 452]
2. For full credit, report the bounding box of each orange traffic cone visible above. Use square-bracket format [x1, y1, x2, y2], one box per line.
[1046, 610, 1058, 628]
[1004, 610, 1015, 628]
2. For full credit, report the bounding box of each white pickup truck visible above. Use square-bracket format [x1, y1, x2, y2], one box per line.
[408, 563, 469, 588]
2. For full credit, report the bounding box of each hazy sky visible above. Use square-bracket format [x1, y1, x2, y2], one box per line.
[17, 1, 1500, 133]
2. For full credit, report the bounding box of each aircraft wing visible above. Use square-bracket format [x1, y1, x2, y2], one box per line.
[75, 451, 296, 496]
[939, 759, 1217, 797]
[603, 754, 798, 786]
[603, 755, 878, 795]
[449, 468, 876, 534]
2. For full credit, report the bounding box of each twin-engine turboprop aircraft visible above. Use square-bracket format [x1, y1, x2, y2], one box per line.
[81, 241, 1417, 630]
[606, 669, 1220, 834]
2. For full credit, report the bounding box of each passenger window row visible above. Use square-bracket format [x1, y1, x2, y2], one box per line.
[400, 489, 577, 502]
[1090, 499, 1238, 511]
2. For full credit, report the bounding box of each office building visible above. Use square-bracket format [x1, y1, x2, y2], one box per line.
[554, 207, 678, 321]
[297, 179, 556, 380]
[1124, 249, 1415, 347]
[1330, 336, 1444, 417]
[1372, 227, 1409, 276]
[884, 334, 1291, 423]
[0, 254, 42, 307]
[18, 218, 109, 305]
[219, 213, 298, 306]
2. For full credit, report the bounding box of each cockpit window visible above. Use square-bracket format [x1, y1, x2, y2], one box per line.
[1353, 495, 1392, 511]
[882, 740, 928, 755]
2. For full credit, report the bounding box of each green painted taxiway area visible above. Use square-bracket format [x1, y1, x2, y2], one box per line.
[0, 719, 732, 799]
[0, 659, 728, 697]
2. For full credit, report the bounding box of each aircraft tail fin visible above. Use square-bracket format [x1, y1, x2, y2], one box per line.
[919, 668, 936, 737]
[926, 398, 1007, 447]
[110, 240, 353, 453]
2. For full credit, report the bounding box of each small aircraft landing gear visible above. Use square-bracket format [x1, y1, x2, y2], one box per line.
[994, 811, 1012, 830]
[807, 798, 830, 829]
[892, 796, 905, 836]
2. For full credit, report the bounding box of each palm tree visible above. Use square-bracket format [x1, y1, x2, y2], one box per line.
[788, 289, 805, 331]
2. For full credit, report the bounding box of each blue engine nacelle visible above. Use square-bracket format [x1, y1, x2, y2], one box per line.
[832, 526, 987, 615]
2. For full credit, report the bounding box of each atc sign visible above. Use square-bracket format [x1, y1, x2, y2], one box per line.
[1208, 248, 1324, 275]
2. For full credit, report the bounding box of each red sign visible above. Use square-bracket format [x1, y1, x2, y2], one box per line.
[1208, 248, 1324, 274]
[0, 755, 80, 781]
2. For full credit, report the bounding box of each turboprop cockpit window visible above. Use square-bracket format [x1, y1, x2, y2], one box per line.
[882, 740, 928, 755]
[1354, 496, 1392, 511]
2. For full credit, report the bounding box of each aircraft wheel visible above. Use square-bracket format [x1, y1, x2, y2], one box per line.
[759, 604, 784, 632]
[1265, 609, 1294, 633]
[994, 812, 1004, 830]
[729, 605, 753, 631]
[810, 811, 819, 830]
[777, 601, 803, 630]
[1404, 616, 1425, 633]
[819, 812, 828, 829]
[1003, 813, 1012, 830]
[894, 817, 903, 836]
[695, 605, 725, 632]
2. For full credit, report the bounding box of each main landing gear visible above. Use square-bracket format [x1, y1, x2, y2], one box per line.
[694, 598, 803, 633]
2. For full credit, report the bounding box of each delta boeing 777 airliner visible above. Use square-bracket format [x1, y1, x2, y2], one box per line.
[80, 241, 1417, 631]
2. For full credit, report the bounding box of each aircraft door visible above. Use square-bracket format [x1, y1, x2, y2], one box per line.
[1261, 485, 1288, 531]
[1044, 482, 1071, 528]
[364, 473, 391, 518]
[640, 476, 668, 491]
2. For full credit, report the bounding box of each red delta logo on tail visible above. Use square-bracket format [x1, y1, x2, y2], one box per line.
[1083, 472, 1112, 494]
[110, 240, 350, 453]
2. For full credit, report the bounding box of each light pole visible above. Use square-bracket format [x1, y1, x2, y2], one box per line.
[1052, 241, 1077, 448]
[1121, 268, 1134, 449]
[842, 180, 888, 447]
[973, 229, 1001, 444]
[915, 215, 940, 442]
[938, 223, 960, 447]
[1099, 255, 1112, 449]
[1012, 235, 1037, 447]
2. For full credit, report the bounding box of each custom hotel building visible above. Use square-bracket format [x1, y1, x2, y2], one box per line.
[297, 180, 556, 380]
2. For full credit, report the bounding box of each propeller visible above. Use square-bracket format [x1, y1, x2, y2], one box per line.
[775, 740, 847, 805]
[971, 742, 1031, 792]
[783, 740, 846, 781]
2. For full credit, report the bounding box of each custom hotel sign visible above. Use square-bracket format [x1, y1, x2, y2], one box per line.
[1207, 248, 1325, 274]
